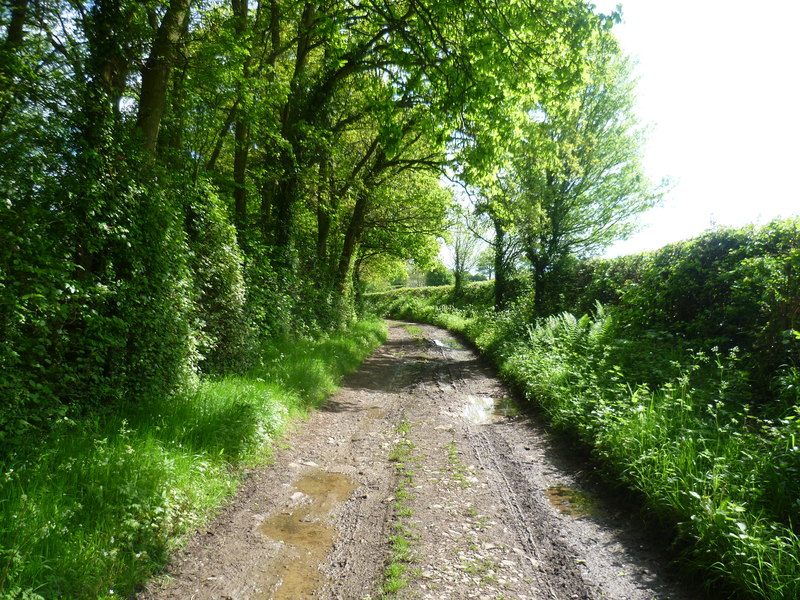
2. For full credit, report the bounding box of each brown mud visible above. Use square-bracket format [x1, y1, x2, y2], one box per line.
[140, 321, 697, 600]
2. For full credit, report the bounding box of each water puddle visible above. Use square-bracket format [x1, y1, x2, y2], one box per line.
[433, 338, 465, 350]
[492, 397, 517, 418]
[367, 406, 386, 419]
[257, 471, 355, 599]
[462, 395, 517, 424]
[294, 471, 355, 501]
[545, 485, 596, 518]
[463, 396, 495, 424]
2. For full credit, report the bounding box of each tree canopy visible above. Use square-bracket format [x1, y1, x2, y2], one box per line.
[0, 0, 625, 438]
[464, 33, 664, 311]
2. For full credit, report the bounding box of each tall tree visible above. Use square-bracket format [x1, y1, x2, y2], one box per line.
[448, 206, 483, 296]
[504, 36, 664, 312]
[136, 0, 192, 153]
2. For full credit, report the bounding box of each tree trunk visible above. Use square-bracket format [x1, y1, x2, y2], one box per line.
[271, 167, 298, 269]
[204, 104, 237, 171]
[82, 0, 133, 140]
[316, 156, 332, 277]
[136, 0, 192, 154]
[251, 0, 280, 242]
[453, 269, 464, 296]
[72, 0, 130, 279]
[0, 0, 28, 129]
[336, 190, 370, 295]
[3, 0, 27, 49]
[493, 217, 508, 311]
[268, 1, 316, 268]
[233, 120, 249, 232]
[231, 0, 249, 232]
[260, 174, 274, 240]
[159, 60, 188, 155]
[268, 0, 281, 65]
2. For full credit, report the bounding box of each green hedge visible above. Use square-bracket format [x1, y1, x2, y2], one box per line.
[374, 219, 800, 399]
[566, 219, 799, 397]
[366, 218, 800, 599]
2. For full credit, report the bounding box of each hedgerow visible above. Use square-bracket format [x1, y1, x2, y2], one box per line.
[369, 218, 800, 599]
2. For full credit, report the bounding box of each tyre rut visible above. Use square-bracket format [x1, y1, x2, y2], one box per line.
[140, 321, 696, 600]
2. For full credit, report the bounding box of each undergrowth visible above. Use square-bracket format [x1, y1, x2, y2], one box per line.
[0, 319, 387, 600]
[375, 290, 800, 600]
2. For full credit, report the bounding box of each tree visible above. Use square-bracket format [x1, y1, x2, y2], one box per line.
[447, 206, 484, 296]
[0, 0, 614, 440]
[425, 261, 454, 286]
[511, 36, 664, 312]
[476, 247, 496, 280]
[355, 171, 452, 291]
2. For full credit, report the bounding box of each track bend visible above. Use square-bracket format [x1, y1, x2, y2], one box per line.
[140, 321, 695, 600]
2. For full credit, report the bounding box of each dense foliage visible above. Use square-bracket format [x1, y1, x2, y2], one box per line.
[457, 33, 663, 311]
[0, 0, 621, 445]
[371, 219, 800, 599]
[540, 218, 800, 399]
[1, 0, 728, 596]
[0, 319, 386, 599]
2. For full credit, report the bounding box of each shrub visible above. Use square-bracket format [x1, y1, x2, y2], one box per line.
[370, 220, 800, 599]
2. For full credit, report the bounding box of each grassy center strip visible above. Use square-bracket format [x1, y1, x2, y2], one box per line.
[375, 419, 420, 600]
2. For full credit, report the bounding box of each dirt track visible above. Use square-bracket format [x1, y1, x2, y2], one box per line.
[140, 321, 696, 600]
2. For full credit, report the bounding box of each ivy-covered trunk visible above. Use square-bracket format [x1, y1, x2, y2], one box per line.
[136, 0, 192, 153]
[493, 218, 510, 311]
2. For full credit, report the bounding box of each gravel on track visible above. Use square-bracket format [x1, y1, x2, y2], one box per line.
[139, 321, 697, 600]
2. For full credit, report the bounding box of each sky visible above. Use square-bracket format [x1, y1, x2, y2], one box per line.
[593, 0, 800, 256]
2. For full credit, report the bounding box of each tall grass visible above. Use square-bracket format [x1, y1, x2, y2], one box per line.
[377, 291, 800, 599]
[0, 319, 386, 600]
[499, 313, 800, 598]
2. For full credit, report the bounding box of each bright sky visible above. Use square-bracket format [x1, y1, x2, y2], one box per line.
[594, 0, 800, 257]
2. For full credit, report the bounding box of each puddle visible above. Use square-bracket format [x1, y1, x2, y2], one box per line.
[260, 512, 334, 548]
[433, 338, 465, 350]
[367, 406, 386, 419]
[492, 397, 517, 418]
[462, 396, 495, 424]
[462, 396, 517, 424]
[294, 471, 355, 502]
[545, 486, 596, 518]
[257, 471, 355, 599]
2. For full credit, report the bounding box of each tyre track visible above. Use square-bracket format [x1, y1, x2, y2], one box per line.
[140, 321, 695, 600]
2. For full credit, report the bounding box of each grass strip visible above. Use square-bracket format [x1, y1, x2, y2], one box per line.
[377, 420, 419, 600]
[0, 319, 387, 600]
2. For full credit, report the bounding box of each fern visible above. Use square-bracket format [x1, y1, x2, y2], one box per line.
[587, 302, 614, 347]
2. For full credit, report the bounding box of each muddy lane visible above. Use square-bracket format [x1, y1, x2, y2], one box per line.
[140, 321, 695, 600]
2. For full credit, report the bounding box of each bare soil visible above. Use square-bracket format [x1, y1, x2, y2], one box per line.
[140, 321, 698, 600]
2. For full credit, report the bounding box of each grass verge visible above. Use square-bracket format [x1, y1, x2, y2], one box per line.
[0, 319, 387, 600]
[375, 292, 800, 600]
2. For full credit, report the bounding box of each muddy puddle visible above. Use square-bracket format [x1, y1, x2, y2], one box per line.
[257, 470, 355, 599]
[367, 406, 386, 419]
[545, 485, 597, 518]
[433, 338, 465, 350]
[462, 395, 517, 424]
